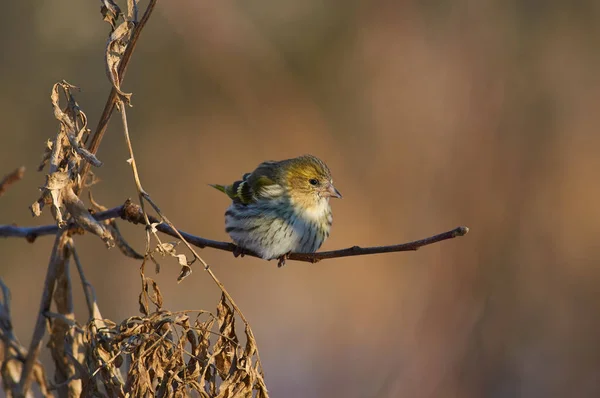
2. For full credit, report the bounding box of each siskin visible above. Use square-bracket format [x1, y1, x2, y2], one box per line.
[211, 155, 342, 266]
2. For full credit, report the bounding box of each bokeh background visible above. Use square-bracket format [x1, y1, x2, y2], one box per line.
[2, 1, 600, 397]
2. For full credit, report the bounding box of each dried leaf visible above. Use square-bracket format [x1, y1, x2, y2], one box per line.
[67, 133, 103, 167]
[50, 82, 102, 168]
[216, 371, 253, 398]
[214, 294, 238, 379]
[30, 198, 43, 217]
[150, 254, 161, 274]
[175, 254, 187, 267]
[100, 0, 122, 29]
[139, 282, 149, 317]
[149, 279, 163, 309]
[63, 185, 114, 247]
[126, 0, 138, 21]
[177, 265, 192, 283]
[105, 20, 134, 103]
[192, 318, 209, 355]
[157, 241, 177, 254]
[50, 82, 76, 130]
[45, 171, 70, 226]
[138, 274, 163, 317]
[244, 326, 257, 359]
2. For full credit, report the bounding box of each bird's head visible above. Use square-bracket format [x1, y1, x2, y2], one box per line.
[282, 155, 342, 207]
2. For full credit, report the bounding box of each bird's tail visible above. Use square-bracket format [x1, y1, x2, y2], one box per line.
[209, 184, 227, 194]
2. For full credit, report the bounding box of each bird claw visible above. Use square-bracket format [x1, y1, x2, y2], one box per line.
[233, 245, 247, 258]
[277, 253, 291, 268]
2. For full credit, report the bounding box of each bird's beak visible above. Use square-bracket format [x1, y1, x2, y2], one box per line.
[326, 183, 342, 199]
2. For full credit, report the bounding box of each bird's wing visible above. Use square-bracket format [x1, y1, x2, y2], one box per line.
[246, 160, 286, 202]
[210, 160, 285, 205]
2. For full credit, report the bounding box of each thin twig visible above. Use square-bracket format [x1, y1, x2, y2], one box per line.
[0, 201, 469, 263]
[117, 100, 157, 253]
[0, 166, 25, 198]
[68, 242, 96, 320]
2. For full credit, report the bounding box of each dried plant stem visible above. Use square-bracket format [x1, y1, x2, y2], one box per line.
[49, 234, 81, 397]
[77, 0, 157, 192]
[69, 242, 95, 320]
[17, 231, 69, 396]
[117, 101, 155, 253]
[0, 201, 469, 263]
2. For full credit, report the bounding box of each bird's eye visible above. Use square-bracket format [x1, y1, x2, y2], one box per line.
[309, 178, 319, 186]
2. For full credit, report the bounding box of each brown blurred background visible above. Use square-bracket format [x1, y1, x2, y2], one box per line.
[2, 0, 600, 397]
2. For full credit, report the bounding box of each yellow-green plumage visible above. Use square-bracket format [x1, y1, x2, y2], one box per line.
[211, 155, 341, 264]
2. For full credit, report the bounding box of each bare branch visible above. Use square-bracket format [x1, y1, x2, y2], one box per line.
[0, 166, 25, 198]
[1, 201, 470, 264]
[0, 223, 74, 242]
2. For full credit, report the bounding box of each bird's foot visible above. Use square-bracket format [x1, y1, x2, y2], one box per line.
[233, 245, 247, 258]
[277, 252, 291, 268]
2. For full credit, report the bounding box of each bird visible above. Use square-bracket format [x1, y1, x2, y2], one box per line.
[210, 155, 342, 266]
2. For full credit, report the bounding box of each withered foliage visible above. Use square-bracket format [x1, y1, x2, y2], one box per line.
[30, 81, 112, 247]
[1, 279, 268, 397]
[83, 294, 267, 397]
[0, 1, 269, 397]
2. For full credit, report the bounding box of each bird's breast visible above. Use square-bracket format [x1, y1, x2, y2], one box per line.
[295, 198, 331, 223]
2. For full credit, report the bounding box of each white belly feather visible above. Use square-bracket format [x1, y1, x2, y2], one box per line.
[224, 197, 332, 260]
